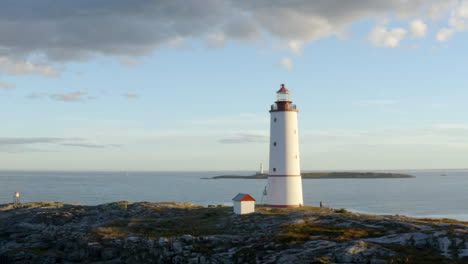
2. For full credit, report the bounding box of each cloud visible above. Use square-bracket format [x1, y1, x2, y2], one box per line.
[427, 1, 459, 19]
[0, 137, 80, 146]
[27, 91, 89, 102]
[117, 57, 143, 67]
[0, 80, 15, 90]
[436, 1, 468, 42]
[123, 93, 139, 99]
[369, 26, 407, 48]
[0, 0, 460, 67]
[76, 143, 120, 148]
[354, 100, 399, 106]
[287, 40, 303, 56]
[433, 123, 468, 130]
[50, 92, 87, 102]
[0, 0, 465, 77]
[0, 57, 58, 77]
[206, 32, 227, 49]
[302, 124, 468, 147]
[410, 19, 428, 37]
[436, 28, 455, 41]
[191, 115, 268, 126]
[276, 57, 294, 71]
[0, 137, 119, 152]
[60, 143, 107, 149]
[219, 133, 268, 144]
[26, 93, 47, 99]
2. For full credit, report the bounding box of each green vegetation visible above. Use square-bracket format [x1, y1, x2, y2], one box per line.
[416, 217, 468, 226]
[384, 244, 467, 264]
[311, 257, 332, 264]
[3, 202, 467, 263]
[256, 205, 325, 215]
[276, 221, 384, 243]
[8, 247, 49, 255]
[334, 208, 350, 214]
[95, 207, 232, 239]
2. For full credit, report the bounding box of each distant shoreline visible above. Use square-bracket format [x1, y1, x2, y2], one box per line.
[202, 172, 416, 179]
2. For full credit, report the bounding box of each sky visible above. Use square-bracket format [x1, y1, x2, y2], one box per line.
[1, 0, 468, 171]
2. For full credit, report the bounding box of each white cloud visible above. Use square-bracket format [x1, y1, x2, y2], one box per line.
[0, 0, 465, 79]
[0, 0, 460, 65]
[191, 116, 268, 126]
[276, 57, 294, 71]
[454, 1, 468, 18]
[436, 28, 455, 41]
[123, 93, 139, 99]
[117, 57, 143, 67]
[433, 123, 468, 130]
[206, 32, 227, 49]
[50, 92, 87, 102]
[303, 124, 468, 145]
[219, 132, 268, 144]
[26, 93, 47, 99]
[354, 100, 399, 106]
[287, 40, 303, 56]
[427, 0, 459, 19]
[410, 19, 428, 37]
[0, 80, 15, 90]
[0, 57, 58, 77]
[449, 16, 467, 31]
[369, 26, 407, 48]
[0, 137, 118, 152]
[436, 1, 468, 42]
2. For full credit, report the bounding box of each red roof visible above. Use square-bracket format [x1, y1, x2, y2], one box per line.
[277, 84, 290, 93]
[232, 193, 256, 201]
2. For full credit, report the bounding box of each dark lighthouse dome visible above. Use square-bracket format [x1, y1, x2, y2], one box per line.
[277, 83, 290, 94]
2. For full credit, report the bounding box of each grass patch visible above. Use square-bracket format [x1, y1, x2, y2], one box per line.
[256, 206, 327, 215]
[311, 256, 332, 264]
[384, 244, 465, 264]
[94, 226, 129, 239]
[8, 247, 49, 255]
[334, 208, 350, 214]
[417, 218, 468, 226]
[94, 207, 232, 239]
[277, 222, 383, 243]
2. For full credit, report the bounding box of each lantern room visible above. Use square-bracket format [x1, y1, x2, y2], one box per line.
[271, 84, 297, 112]
[276, 84, 291, 101]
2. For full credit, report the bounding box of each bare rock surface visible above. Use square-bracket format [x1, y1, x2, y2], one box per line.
[0, 202, 467, 263]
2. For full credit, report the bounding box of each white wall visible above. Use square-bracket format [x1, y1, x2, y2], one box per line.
[233, 201, 255, 214]
[266, 176, 303, 206]
[267, 109, 303, 206]
[269, 111, 301, 176]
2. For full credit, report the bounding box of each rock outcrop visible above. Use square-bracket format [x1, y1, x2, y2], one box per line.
[0, 202, 467, 263]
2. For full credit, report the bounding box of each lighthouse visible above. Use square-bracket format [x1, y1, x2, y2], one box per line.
[265, 84, 304, 207]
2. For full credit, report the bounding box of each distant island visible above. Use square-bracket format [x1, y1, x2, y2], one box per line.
[202, 172, 415, 179]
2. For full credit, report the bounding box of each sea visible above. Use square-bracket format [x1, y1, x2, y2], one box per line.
[0, 170, 467, 221]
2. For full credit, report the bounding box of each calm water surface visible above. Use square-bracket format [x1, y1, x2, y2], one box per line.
[0, 170, 467, 220]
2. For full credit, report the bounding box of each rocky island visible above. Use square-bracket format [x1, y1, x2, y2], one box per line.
[1, 201, 467, 263]
[203, 172, 415, 179]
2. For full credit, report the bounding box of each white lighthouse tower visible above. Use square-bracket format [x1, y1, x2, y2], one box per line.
[265, 84, 303, 207]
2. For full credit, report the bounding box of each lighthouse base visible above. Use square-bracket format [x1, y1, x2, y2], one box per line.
[265, 176, 304, 207]
[265, 204, 303, 208]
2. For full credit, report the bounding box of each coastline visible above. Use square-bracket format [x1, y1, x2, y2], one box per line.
[202, 172, 416, 179]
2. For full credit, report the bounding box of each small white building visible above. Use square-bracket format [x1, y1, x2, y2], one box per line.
[232, 193, 256, 215]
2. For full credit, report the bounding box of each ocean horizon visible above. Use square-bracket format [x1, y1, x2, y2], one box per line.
[1, 169, 467, 221]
